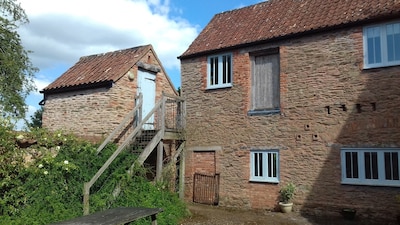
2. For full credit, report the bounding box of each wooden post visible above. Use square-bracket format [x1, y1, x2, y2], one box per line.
[156, 141, 163, 182]
[151, 213, 158, 225]
[161, 96, 166, 131]
[83, 183, 90, 215]
[179, 149, 185, 199]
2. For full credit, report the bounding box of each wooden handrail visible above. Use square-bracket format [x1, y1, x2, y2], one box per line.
[83, 96, 164, 215]
[83, 94, 185, 215]
[162, 92, 185, 101]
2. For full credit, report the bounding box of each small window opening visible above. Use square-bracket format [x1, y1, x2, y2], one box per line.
[356, 104, 362, 113]
[371, 103, 376, 111]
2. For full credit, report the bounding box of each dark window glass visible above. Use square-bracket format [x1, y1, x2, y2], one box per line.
[365, 152, 378, 179]
[267, 153, 272, 177]
[223, 55, 227, 84]
[214, 58, 219, 85]
[254, 153, 263, 177]
[352, 152, 359, 178]
[210, 57, 215, 85]
[385, 152, 399, 180]
[227, 55, 231, 83]
[345, 152, 358, 178]
[272, 153, 277, 177]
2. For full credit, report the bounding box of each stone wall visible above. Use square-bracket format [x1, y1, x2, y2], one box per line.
[181, 25, 400, 220]
[43, 49, 176, 142]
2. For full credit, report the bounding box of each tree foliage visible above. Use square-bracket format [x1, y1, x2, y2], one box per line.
[0, 0, 37, 119]
[27, 107, 42, 128]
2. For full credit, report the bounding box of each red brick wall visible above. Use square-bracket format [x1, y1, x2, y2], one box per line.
[184, 149, 218, 200]
[181, 24, 400, 220]
[192, 151, 216, 175]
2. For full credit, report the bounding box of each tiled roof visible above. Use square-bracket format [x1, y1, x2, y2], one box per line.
[43, 45, 152, 92]
[180, 0, 400, 58]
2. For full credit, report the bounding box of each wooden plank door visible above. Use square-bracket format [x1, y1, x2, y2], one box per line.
[137, 70, 156, 130]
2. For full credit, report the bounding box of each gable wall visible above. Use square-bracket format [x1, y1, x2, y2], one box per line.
[42, 50, 176, 142]
[181, 24, 400, 220]
[42, 73, 137, 142]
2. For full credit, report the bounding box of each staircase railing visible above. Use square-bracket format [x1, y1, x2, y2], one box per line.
[96, 94, 143, 154]
[82, 93, 185, 215]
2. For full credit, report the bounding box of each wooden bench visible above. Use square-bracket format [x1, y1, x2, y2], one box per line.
[50, 207, 163, 225]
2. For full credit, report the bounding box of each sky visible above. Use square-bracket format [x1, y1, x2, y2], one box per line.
[16, 0, 265, 129]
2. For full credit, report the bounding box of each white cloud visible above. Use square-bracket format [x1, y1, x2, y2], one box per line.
[32, 77, 51, 96]
[16, 0, 198, 130]
[18, 0, 198, 75]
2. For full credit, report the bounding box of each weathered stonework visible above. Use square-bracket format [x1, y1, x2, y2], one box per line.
[181, 25, 400, 220]
[42, 49, 176, 142]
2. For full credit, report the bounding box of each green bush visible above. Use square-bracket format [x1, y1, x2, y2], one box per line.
[0, 126, 188, 225]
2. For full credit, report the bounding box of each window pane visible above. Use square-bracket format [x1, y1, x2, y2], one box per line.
[345, 152, 358, 178]
[372, 152, 378, 179]
[395, 32, 400, 61]
[365, 152, 378, 179]
[387, 25, 395, 61]
[367, 27, 382, 64]
[227, 55, 231, 83]
[272, 153, 277, 177]
[352, 152, 359, 178]
[210, 57, 215, 85]
[267, 153, 271, 177]
[345, 152, 352, 178]
[223, 56, 227, 84]
[254, 153, 258, 177]
[365, 152, 371, 179]
[385, 152, 392, 180]
[393, 23, 400, 61]
[267, 153, 277, 178]
[367, 37, 374, 64]
[387, 23, 400, 62]
[385, 152, 400, 180]
[215, 58, 219, 85]
[394, 152, 400, 180]
[254, 153, 263, 177]
[374, 37, 382, 63]
[222, 55, 231, 84]
[258, 153, 263, 176]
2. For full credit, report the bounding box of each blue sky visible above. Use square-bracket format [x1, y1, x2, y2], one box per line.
[16, 0, 264, 128]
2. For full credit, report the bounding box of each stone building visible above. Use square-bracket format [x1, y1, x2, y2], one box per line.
[41, 44, 177, 142]
[179, 0, 400, 221]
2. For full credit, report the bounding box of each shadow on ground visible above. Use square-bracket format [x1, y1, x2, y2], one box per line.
[180, 203, 397, 225]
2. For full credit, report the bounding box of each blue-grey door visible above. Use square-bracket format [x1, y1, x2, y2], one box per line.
[137, 70, 156, 130]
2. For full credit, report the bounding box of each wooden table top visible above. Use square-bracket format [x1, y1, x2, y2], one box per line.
[50, 207, 163, 225]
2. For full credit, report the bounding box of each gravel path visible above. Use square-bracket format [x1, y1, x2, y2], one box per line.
[179, 203, 396, 225]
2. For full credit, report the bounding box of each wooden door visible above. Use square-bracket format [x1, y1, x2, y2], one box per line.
[137, 70, 156, 130]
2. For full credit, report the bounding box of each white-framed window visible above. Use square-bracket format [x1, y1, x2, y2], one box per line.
[363, 21, 400, 69]
[250, 150, 279, 183]
[207, 53, 232, 89]
[341, 148, 400, 187]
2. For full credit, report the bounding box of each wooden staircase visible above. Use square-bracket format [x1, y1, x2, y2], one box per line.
[83, 93, 185, 215]
[131, 130, 158, 152]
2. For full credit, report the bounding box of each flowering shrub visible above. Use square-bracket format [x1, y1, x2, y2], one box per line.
[0, 127, 187, 225]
